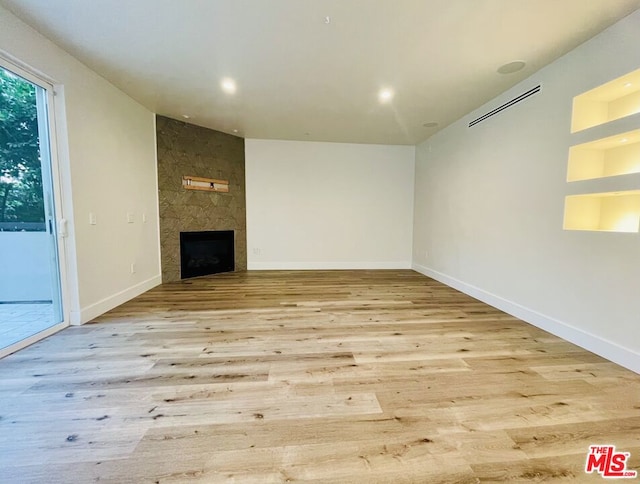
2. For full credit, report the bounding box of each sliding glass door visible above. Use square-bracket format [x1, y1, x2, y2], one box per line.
[0, 60, 66, 353]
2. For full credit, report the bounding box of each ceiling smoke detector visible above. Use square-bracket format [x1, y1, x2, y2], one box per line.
[497, 61, 526, 74]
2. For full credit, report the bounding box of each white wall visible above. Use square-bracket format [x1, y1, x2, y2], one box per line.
[412, 10, 640, 372]
[0, 232, 51, 301]
[0, 5, 161, 324]
[246, 140, 415, 269]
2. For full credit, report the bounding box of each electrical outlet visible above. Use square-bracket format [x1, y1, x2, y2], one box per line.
[253, 248, 261, 255]
[130, 263, 136, 274]
[89, 212, 97, 225]
[425, 250, 429, 259]
[142, 213, 147, 223]
[127, 212, 135, 223]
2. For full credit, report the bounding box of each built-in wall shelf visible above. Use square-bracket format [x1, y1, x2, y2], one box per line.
[565, 172, 640, 197]
[564, 190, 640, 233]
[571, 69, 640, 133]
[567, 129, 640, 181]
[565, 69, 640, 234]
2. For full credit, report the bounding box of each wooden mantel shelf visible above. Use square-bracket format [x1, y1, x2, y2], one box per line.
[182, 175, 229, 193]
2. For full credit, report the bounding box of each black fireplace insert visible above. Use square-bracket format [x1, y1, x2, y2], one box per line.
[180, 230, 234, 279]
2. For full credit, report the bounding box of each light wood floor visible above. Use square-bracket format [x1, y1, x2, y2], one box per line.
[0, 270, 638, 483]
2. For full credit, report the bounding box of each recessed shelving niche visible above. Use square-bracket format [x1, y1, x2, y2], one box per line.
[571, 69, 640, 133]
[564, 191, 640, 233]
[567, 129, 640, 181]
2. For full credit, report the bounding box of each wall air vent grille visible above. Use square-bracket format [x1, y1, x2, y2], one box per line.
[469, 85, 541, 127]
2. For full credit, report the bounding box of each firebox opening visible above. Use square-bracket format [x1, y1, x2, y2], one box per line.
[180, 230, 234, 279]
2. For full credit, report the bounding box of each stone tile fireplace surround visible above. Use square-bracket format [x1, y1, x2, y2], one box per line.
[156, 116, 247, 282]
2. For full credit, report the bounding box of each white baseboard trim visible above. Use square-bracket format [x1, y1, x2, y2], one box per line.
[248, 261, 412, 270]
[71, 274, 162, 325]
[412, 263, 640, 374]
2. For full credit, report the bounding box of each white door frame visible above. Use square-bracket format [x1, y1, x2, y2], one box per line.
[0, 55, 71, 358]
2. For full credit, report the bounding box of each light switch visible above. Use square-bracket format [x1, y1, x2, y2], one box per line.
[127, 212, 134, 223]
[89, 212, 97, 225]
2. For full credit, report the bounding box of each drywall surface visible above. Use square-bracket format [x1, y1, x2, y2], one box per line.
[0, 5, 161, 323]
[246, 139, 415, 269]
[412, 10, 640, 372]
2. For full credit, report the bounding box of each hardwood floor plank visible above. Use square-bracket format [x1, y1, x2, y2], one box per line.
[0, 269, 638, 483]
[471, 450, 640, 482]
[506, 417, 640, 459]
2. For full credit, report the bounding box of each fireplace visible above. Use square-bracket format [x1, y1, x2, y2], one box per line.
[180, 230, 235, 279]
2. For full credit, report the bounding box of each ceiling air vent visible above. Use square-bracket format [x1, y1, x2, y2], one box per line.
[468, 85, 541, 127]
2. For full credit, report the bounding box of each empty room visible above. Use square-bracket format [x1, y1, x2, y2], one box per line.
[1, 1, 639, 482]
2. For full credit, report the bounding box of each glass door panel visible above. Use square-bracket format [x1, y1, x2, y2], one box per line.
[0, 63, 65, 351]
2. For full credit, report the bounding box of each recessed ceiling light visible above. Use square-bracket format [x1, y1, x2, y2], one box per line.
[182, 114, 190, 119]
[233, 129, 238, 133]
[378, 88, 394, 103]
[620, 138, 628, 142]
[221, 78, 237, 94]
[624, 82, 633, 87]
[497, 61, 526, 75]
[423, 122, 439, 128]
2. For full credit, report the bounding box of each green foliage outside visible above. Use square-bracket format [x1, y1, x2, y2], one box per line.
[0, 66, 44, 224]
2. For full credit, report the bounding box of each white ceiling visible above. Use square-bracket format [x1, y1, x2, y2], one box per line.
[2, 0, 640, 145]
